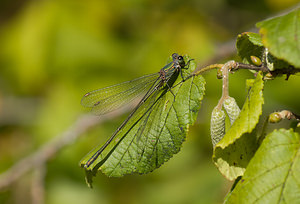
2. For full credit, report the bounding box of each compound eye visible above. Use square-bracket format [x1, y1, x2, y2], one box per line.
[178, 56, 183, 60]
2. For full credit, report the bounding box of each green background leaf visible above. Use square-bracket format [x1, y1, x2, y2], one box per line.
[213, 72, 264, 180]
[257, 8, 300, 68]
[225, 129, 300, 204]
[81, 55, 206, 180]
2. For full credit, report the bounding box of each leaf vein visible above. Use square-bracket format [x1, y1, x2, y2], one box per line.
[277, 140, 300, 203]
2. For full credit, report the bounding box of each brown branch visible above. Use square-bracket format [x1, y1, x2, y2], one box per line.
[232, 62, 269, 72]
[231, 62, 300, 80]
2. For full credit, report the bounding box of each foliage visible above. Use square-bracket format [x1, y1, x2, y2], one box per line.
[257, 9, 300, 67]
[225, 129, 300, 203]
[222, 8, 300, 202]
[79, 7, 300, 202]
[0, 1, 300, 204]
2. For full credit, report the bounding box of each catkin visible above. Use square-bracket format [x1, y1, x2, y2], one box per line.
[210, 107, 226, 147]
[223, 97, 240, 125]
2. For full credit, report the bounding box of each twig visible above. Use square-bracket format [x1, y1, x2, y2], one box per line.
[233, 62, 269, 72]
[258, 110, 300, 145]
[269, 110, 300, 123]
[192, 64, 224, 75]
[31, 164, 46, 204]
[195, 60, 300, 80]
[233, 62, 300, 79]
[216, 61, 236, 110]
[0, 107, 130, 191]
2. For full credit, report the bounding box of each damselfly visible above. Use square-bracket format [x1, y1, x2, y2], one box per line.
[81, 53, 189, 168]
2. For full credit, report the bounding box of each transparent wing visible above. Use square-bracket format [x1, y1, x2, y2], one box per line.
[81, 73, 160, 115]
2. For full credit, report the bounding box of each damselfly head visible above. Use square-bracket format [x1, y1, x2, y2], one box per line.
[172, 53, 185, 68]
[177, 55, 185, 67]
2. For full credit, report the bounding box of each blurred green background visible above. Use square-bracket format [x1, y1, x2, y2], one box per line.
[0, 0, 299, 204]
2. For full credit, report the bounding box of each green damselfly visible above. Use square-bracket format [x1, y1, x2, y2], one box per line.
[81, 53, 189, 168]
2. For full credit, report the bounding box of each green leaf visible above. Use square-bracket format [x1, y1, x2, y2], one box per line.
[236, 32, 264, 65]
[236, 32, 291, 70]
[257, 8, 300, 68]
[225, 129, 300, 204]
[212, 72, 264, 180]
[80, 55, 206, 183]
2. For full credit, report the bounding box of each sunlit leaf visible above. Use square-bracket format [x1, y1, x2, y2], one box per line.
[81, 55, 205, 185]
[225, 129, 300, 203]
[213, 72, 264, 180]
[257, 8, 300, 68]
